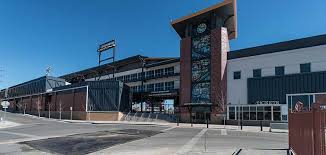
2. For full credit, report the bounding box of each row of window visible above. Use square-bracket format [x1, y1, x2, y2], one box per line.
[233, 63, 311, 80]
[131, 81, 175, 92]
[115, 67, 175, 82]
[7, 80, 45, 98]
[228, 105, 283, 121]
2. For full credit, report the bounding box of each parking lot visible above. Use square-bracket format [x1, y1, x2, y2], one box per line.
[0, 111, 288, 155]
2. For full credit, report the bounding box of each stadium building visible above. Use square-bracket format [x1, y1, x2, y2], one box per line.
[2, 0, 326, 124]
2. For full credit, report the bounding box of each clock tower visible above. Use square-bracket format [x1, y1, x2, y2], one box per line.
[172, 0, 237, 123]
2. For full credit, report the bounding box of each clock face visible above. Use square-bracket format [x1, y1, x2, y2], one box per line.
[197, 23, 207, 34]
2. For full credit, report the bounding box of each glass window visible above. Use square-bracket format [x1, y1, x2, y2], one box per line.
[264, 106, 271, 111]
[257, 112, 264, 120]
[146, 84, 154, 92]
[117, 76, 123, 81]
[250, 111, 257, 120]
[273, 112, 281, 121]
[243, 112, 250, 120]
[300, 63, 311, 73]
[257, 106, 264, 111]
[264, 111, 271, 120]
[155, 83, 164, 91]
[131, 73, 138, 81]
[155, 69, 164, 77]
[273, 106, 281, 111]
[138, 85, 145, 92]
[165, 81, 174, 91]
[253, 69, 262, 78]
[233, 71, 241, 79]
[146, 71, 154, 78]
[229, 112, 235, 120]
[124, 75, 130, 81]
[131, 86, 138, 92]
[275, 66, 285, 76]
[137, 73, 143, 79]
[165, 67, 174, 75]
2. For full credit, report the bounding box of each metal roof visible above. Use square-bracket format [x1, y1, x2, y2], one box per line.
[228, 34, 326, 60]
[171, 0, 237, 39]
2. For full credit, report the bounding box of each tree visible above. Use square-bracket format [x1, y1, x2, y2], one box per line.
[16, 101, 23, 113]
[216, 90, 227, 112]
[36, 97, 42, 117]
[59, 100, 63, 120]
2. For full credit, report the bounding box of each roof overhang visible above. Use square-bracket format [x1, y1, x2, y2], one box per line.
[171, 0, 237, 40]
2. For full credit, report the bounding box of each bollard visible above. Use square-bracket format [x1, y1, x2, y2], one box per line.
[177, 117, 179, 126]
[206, 118, 209, 128]
[260, 120, 263, 131]
[240, 119, 243, 130]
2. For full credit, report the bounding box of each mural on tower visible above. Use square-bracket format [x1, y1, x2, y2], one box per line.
[191, 22, 211, 103]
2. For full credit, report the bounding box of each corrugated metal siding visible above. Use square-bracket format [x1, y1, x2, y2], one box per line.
[87, 81, 129, 112]
[54, 80, 131, 112]
[4, 76, 66, 98]
[248, 71, 326, 105]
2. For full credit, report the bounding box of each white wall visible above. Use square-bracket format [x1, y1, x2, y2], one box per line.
[227, 44, 326, 105]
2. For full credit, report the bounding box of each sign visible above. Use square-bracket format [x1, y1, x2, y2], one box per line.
[97, 40, 115, 52]
[1, 101, 10, 108]
[255, 101, 280, 104]
[70, 107, 73, 111]
[192, 106, 211, 113]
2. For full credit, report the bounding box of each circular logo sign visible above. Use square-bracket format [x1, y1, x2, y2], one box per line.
[1, 101, 10, 108]
[197, 23, 207, 34]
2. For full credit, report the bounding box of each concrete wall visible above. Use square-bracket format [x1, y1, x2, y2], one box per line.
[227, 44, 326, 105]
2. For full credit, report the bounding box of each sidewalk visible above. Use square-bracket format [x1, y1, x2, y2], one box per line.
[62, 120, 288, 133]
[0, 120, 20, 129]
[11, 113, 288, 133]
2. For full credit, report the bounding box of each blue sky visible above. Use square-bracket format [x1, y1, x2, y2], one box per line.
[0, 0, 326, 89]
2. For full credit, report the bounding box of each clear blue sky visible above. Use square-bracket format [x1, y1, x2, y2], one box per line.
[1, 0, 326, 89]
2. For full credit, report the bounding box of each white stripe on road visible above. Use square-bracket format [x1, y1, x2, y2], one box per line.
[221, 129, 227, 135]
[0, 131, 40, 138]
[174, 128, 207, 155]
[161, 126, 176, 132]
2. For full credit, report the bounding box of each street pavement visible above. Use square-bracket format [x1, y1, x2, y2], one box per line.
[0, 111, 288, 155]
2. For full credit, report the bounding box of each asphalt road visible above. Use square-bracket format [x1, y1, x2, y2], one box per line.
[0, 111, 288, 155]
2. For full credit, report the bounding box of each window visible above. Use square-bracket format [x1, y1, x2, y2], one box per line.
[275, 66, 285, 76]
[145, 71, 154, 78]
[131, 86, 138, 92]
[233, 71, 241, 79]
[253, 69, 261, 78]
[137, 73, 143, 79]
[124, 75, 130, 81]
[131, 73, 138, 81]
[165, 67, 174, 75]
[229, 107, 235, 120]
[300, 63, 311, 73]
[155, 69, 164, 77]
[116, 76, 123, 81]
[146, 84, 154, 92]
[138, 85, 145, 92]
[155, 83, 164, 91]
[165, 81, 174, 91]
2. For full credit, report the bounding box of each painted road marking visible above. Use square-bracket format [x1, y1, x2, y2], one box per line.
[221, 129, 227, 135]
[174, 128, 207, 155]
[161, 126, 176, 132]
[0, 131, 40, 138]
